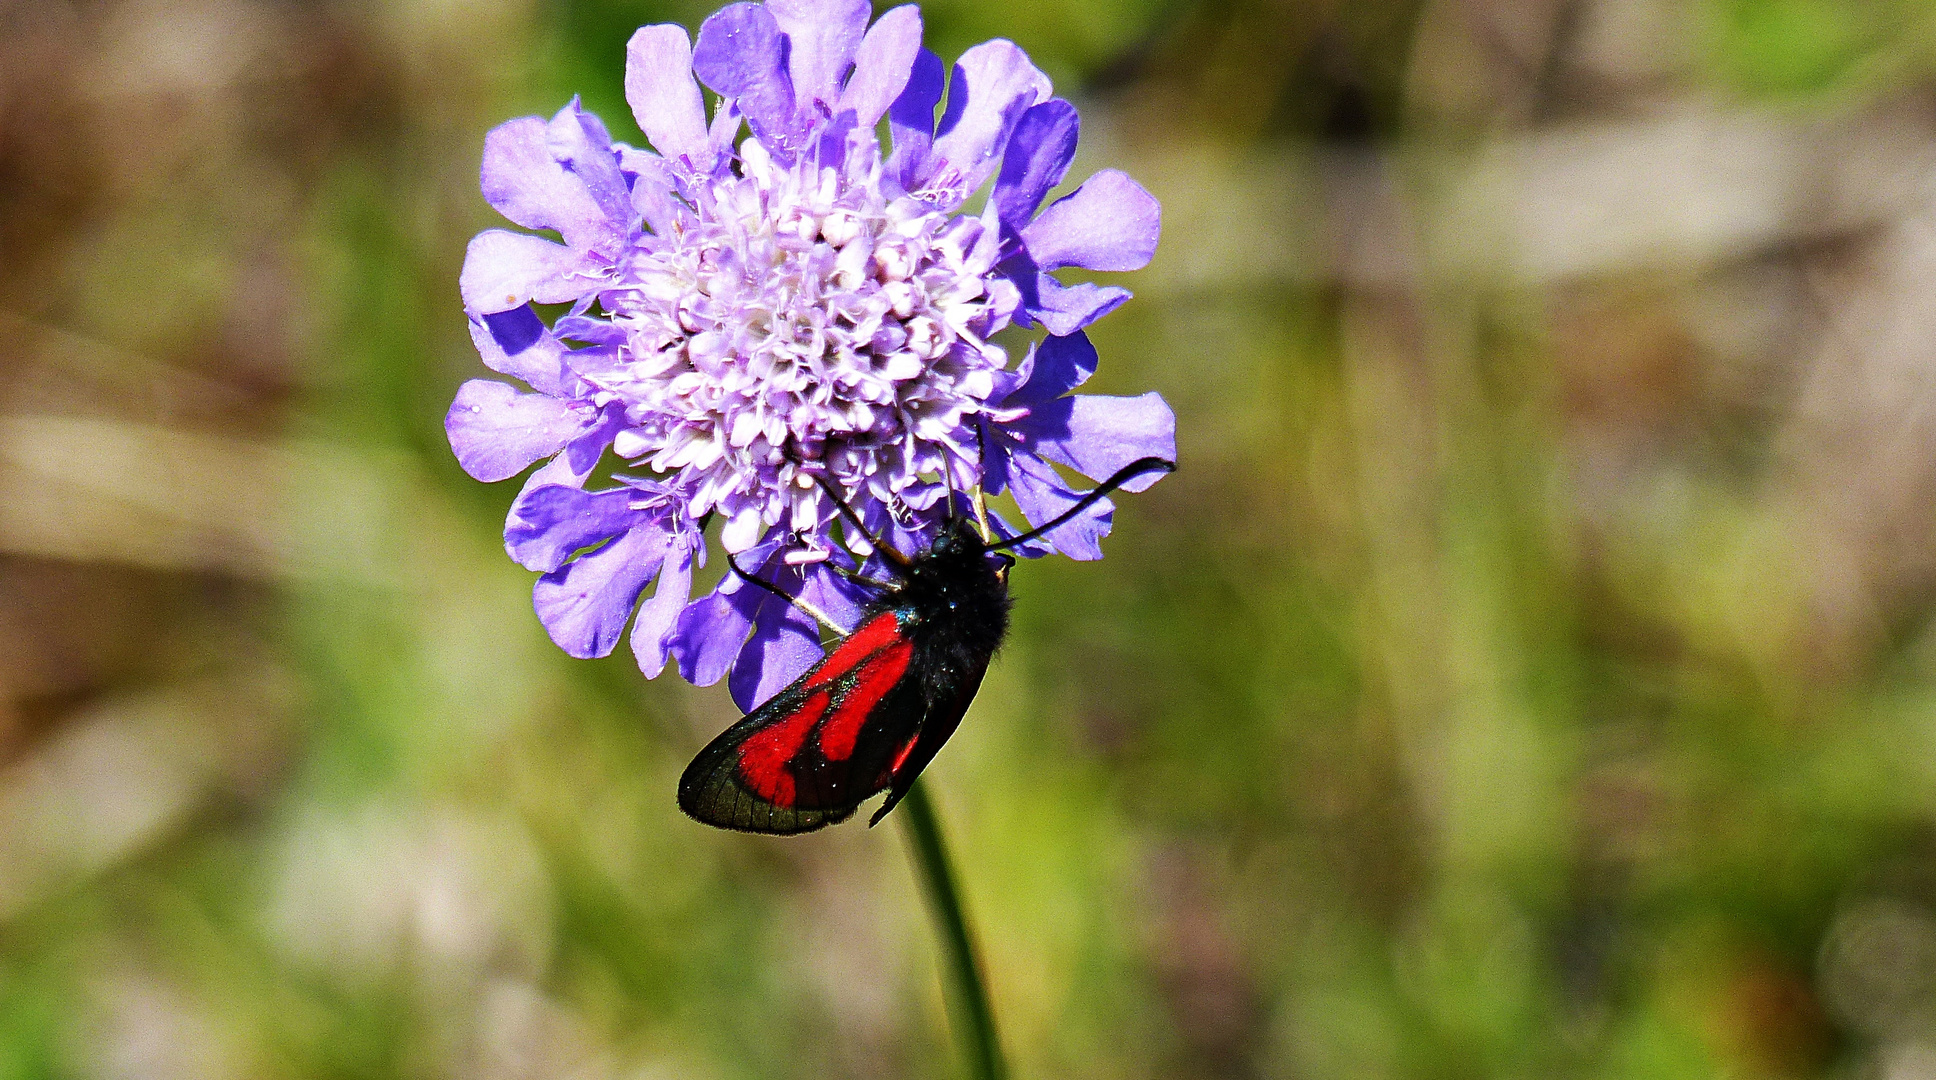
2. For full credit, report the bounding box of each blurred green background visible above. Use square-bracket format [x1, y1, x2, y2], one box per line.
[9, 0, 1936, 1077]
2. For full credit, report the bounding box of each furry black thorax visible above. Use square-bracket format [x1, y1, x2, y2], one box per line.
[868, 516, 1012, 701]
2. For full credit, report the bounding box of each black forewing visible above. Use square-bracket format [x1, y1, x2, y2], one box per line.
[678, 615, 929, 835]
[678, 680, 855, 834]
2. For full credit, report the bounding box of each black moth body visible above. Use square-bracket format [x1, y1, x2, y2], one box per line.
[677, 517, 1012, 834]
[677, 456, 1173, 836]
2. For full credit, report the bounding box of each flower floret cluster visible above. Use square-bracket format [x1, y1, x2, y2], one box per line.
[446, 0, 1175, 710]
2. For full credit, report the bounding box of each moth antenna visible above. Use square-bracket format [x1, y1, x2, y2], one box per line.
[810, 473, 912, 570]
[985, 457, 1176, 552]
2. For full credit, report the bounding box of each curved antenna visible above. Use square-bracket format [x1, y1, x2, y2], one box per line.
[985, 457, 1176, 552]
[811, 473, 912, 570]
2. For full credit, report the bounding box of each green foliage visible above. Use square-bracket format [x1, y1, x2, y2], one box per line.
[1701, 0, 1918, 96]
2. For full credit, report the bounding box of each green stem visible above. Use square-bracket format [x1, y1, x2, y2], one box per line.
[900, 780, 1006, 1080]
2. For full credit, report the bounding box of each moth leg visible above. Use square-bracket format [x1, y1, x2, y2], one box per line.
[970, 425, 994, 543]
[726, 551, 852, 636]
[971, 484, 993, 544]
[990, 549, 1015, 585]
[823, 560, 896, 591]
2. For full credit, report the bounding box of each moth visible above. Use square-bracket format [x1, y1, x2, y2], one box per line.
[678, 456, 1175, 833]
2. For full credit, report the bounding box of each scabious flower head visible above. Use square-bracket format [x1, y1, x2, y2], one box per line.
[446, 0, 1175, 710]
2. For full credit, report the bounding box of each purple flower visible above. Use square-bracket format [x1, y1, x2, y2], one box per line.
[446, 0, 1174, 709]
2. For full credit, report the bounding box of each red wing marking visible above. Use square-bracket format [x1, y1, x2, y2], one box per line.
[737, 691, 830, 805]
[804, 611, 903, 690]
[889, 732, 920, 773]
[816, 640, 914, 761]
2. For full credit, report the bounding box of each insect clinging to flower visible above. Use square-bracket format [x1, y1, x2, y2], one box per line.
[680, 456, 1172, 833]
[445, 0, 1175, 832]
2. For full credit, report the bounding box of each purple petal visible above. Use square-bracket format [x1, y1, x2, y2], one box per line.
[616, 144, 686, 235]
[533, 522, 670, 659]
[625, 25, 714, 169]
[631, 536, 695, 677]
[708, 97, 744, 153]
[693, 4, 803, 161]
[504, 454, 592, 568]
[995, 329, 1098, 407]
[1000, 254, 1133, 335]
[1015, 392, 1176, 493]
[797, 561, 870, 633]
[987, 505, 1052, 558]
[972, 194, 1006, 267]
[727, 532, 791, 580]
[928, 40, 1052, 198]
[504, 485, 644, 573]
[469, 307, 569, 396]
[460, 229, 590, 313]
[558, 343, 626, 387]
[562, 403, 622, 476]
[1005, 450, 1112, 561]
[672, 587, 753, 688]
[887, 47, 944, 188]
[547, 99, 631, 229]
[1021, 169, 1161, 272]
[668, 519, 784, 685]
[768, 0, 870, 116]
[727, 596, 822, 712]
[993, 99, 1078, 233]
[519, 451, 594, 494]
[838, 5, 922, 129]
[975, 417, 1014, 495]
[480, 117, 612, 251]
[445, 379, 592, 483]
[552, 314, 625, 347]
[813, 111, 862, 172]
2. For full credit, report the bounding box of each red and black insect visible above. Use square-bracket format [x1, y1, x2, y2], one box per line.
[678, 456, 1175, 834]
